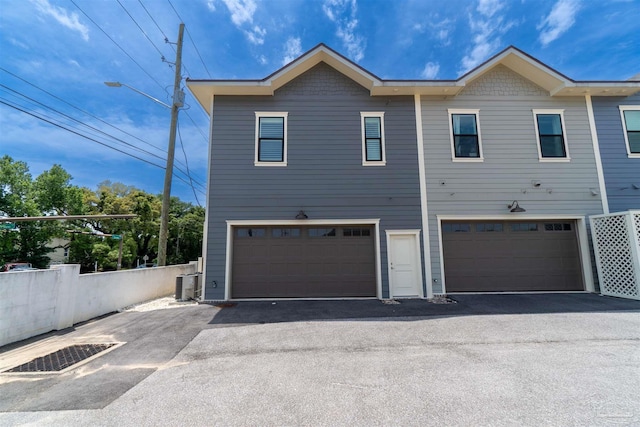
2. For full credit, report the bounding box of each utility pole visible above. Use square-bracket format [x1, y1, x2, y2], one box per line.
[157, 23, 184, 267]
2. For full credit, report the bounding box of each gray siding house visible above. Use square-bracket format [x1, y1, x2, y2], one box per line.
[188, 44, 640, 300]
[188, 47, 425, 300]
[591, 93, 640, 213]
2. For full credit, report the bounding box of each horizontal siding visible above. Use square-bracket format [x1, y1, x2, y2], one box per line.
[205, 63, 422, 299]
[591, 94, 640, 213]
[421, 67, 604, 292]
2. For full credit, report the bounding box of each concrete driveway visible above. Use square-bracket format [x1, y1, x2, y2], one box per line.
[1, 294, 639, 426]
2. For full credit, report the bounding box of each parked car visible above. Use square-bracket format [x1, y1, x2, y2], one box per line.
[1, 262, 36, 272]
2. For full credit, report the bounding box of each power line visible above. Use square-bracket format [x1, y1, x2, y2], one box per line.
[0, 99, 166, 169]
[166, 0, 212, 78]
[117, 0, 166, 61]
[0, 68, 200, 178]
[177, 120, 202, 206]
[0, 67, 166, 153]
[70, 0, 170, 96]
[0, 89, 205, 192]
[0, 84, 168, 162]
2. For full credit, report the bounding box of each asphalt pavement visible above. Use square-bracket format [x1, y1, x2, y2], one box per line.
[1, 294, 639, 426]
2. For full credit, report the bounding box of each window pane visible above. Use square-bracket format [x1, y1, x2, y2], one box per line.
[537, 114, 562, 135]
[452, 114, 477, 135]
[272, 228, 300, 237]
[364, 117, 381, 138]
[259, 139, 283, 161]
[455, 136, 480, 157]
[236, 228, 265, 237]
[540, 136, 566, 157]
[628, 133, 640, 153]
[309, 228, 336, 237]
[623, 110, 640, 131]
[259, 117, 284, 138]
[366, 139, 382, 161]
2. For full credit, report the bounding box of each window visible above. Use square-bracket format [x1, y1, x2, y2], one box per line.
[448, 110, 483, 161]
[343, 228, 371, 237]
[533, 110, 569, 160]
[476, 223, 503, 232]
[544, 223, 572, 232]
[255, 112, 288, 166]
[236, 228, 266, 237]
[511, 223, 539, 232]
[442, 223, 471, 233]
[272, 228, 300, 237]
[361, 112, 386, 165]
[309, 228, 336, 237]
[619, 106, 640, 157]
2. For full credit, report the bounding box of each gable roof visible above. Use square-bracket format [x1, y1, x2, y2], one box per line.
[187, 44, 640, 114]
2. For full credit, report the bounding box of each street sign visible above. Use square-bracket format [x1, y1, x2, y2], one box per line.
[0, 223, 16, 230]
[111, 234, 122, 240]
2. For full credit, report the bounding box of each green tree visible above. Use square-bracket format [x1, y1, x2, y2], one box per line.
[0, 156, 76, 267]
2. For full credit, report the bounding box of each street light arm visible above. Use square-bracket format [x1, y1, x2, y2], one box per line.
[104, 81, 171, 109]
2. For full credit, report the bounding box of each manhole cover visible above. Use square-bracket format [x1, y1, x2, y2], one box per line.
[4, 343, 118, 373]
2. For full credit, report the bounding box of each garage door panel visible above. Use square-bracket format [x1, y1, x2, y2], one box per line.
[232, 225, 376, 298]
[443, 220, 583, 292]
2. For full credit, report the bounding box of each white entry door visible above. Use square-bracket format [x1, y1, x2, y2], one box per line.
[387, 231, 423, 298]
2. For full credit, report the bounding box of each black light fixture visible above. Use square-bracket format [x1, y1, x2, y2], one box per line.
[508, 201, 526, 213]
[295, 210, 308, 219]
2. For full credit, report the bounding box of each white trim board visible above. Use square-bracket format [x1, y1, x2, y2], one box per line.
[224, 219, 382, 300]
[414, 94, 433, 298]
[585, 95, 609, 213]
[435, 214, 595, 294]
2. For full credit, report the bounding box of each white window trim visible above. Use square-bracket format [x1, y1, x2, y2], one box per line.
[361, 112, 386, 166]
[532, 109, 571, 162]
[619, 105, 640, 158]
[448, 109, 484, 162]
[255, 112, 288, 166]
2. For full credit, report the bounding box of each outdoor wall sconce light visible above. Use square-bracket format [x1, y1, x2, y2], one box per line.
[531, 180, 542, 187]
[508, 201, 526, 213]
[590, 188, 599, 196]
[295, 210, 308, 219]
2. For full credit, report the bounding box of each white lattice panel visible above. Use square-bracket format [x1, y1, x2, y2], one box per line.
[590, 211, 640, 300]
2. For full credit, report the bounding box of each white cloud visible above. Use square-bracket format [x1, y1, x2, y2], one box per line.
[221, 0, 268, 45]
[258, 55, 267, 65]
[421, 62, 440, 79]
[460, 0, 515, 73]
[207, 0, 216, 12]
[282, 37, 302, 65]
[9, 38, 30, 50]
[222, 0, 257, 26]
[476, 0, 504, 18]
[245, 25, 266, 45]
[538, 0, 580, 46]
[31, 0, 89, 41]
[323, 0, 365, 62]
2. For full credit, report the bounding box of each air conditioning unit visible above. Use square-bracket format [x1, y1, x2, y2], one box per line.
[175, 273, 202, 301]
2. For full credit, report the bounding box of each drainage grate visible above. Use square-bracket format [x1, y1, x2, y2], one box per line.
[4, 344, 117, 373]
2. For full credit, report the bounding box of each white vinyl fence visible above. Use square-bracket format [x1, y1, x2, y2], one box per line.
[590, 210, 640, 300]
[1, 262, 197, 347]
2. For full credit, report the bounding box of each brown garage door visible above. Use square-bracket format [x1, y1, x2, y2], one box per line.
[232, 225, 376, 298]
[442, 221, 583, 292]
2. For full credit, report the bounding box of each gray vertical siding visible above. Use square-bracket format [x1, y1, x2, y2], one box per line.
[591, 94, 640, 213]
[421, 65, 604, 293]
[205, 63, 422, 299]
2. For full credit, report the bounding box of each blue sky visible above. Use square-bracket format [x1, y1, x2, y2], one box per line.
[1, 0, 639, 206]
